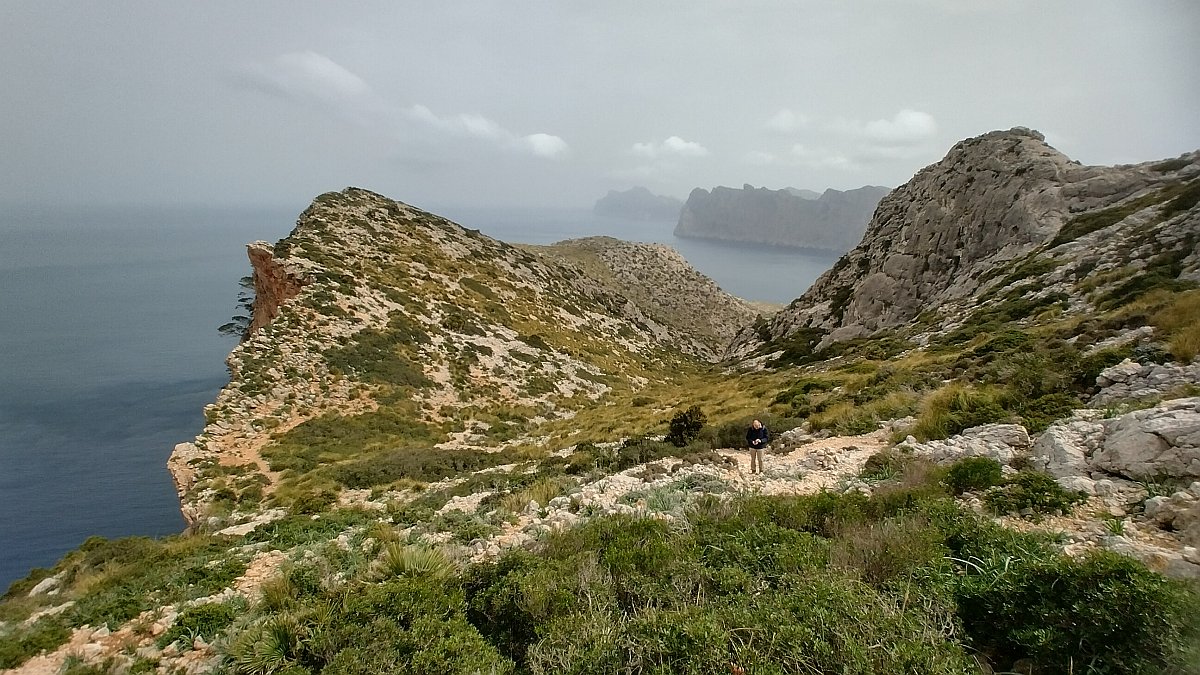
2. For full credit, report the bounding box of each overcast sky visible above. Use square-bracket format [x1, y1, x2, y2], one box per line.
[1, 1, 1197, 210]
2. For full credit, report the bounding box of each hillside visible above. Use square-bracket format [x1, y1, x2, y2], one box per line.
[3, 132, 1200, 675]
[675, 183, 889, 252]
[168, 188, 759, 526]
[734, 127, 1200, 353]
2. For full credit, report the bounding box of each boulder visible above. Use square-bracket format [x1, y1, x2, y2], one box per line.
[1092, 398, 1200, 480]
[901, 423, 1030, 466]
[1031, 419, 1103, 477]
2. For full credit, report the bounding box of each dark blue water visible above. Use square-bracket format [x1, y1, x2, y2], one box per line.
[0, 205, 296, 590]
[0, 203, 835, 591]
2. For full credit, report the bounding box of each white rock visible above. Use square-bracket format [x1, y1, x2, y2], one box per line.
[1031, 420, 1100, 477]
[1092, 398, 1200, 480]
[28, 575, 61, 596]
[1057, 476, 1095, 495]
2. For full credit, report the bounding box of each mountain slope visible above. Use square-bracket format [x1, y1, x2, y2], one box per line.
[168, 188, 759, 526]
[732, 128, 1200, 358]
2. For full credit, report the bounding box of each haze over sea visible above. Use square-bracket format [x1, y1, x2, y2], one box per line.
[0, 201, 837, 590]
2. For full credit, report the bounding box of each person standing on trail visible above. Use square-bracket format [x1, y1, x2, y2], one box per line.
[746, 419, 769, 474]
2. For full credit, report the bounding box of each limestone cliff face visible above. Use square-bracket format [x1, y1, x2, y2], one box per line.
[731, 128, 1200, 357]
[675, 184, 889, 252]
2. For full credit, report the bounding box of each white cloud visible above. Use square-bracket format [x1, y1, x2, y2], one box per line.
[405, 105, 569, 159]
[241, 51, 371, 104]
[791, 144, 854, 169]
[631, 135, 709, 159]
[522, 133, 570, 158]
[862, 109, 938, 144]
[405, 105, 504, 140]
[765, 109, 810, 134]
[238, 53, 568, 160]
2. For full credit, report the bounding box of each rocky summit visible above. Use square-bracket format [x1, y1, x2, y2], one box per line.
[732, 127, 1200, 354]
[4, 130, 1200, 675]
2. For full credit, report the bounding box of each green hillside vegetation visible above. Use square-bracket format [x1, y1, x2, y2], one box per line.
[8, 460, 1196, 674]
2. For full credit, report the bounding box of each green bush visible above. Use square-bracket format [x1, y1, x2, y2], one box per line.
[859, 449, 909, 482]
[263, 407, 441, 476]
[0, 616, 72, 669]
[954, 550, 1199, 674]
[323, 446, 507, 488]
[159, 602, 238, 647]
[196, 481, 1199, 675]
[666, 405, 707, 447]
[323, 323, 430, 387]
[983, 470, 1087, 517]
[943, 457, 1003, 495]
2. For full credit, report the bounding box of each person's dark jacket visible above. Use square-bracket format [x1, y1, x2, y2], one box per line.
[746, 424, 769, 449]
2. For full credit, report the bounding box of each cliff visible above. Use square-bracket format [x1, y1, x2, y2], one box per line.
[674, 183, 889, 251]
[592, 186, 683, 221]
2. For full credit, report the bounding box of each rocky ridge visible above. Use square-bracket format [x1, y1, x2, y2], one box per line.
[733, 128, 1200, 355]
[168, 188, 758, 527]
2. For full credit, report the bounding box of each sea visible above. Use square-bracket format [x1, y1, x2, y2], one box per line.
[0, 203, 838, 591]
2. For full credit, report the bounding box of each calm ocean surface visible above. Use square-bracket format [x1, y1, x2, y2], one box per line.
[0, 203, 836, 590]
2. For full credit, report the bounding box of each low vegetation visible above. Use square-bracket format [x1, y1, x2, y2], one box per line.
[145, 466, 1199, 674]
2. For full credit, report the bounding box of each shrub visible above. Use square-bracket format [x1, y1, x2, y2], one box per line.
[378, 543, 456, 580]
[983, 471, 1087, 517]
[0, 616, 71, 669]
[323, 446, 507, 488]
[943, 457, 1002, 495]
[159, 602, 238, 647]
[829, 516, 948, 587]
[954, 549, 1200, 674]
[910, 384, 1009, 442]
[1152, 289, 1200, 364]
[263, 407, 441, 476]
[1170, 324, 1200, 364]
[323, 325, 430, 387]
[289, 489, 336, 514]
[666, 406, 707, 447]
[859, 449, 909, 482]
[429, 510, 498, 543]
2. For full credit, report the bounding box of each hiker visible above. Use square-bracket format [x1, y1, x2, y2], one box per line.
[746, 419, 769, 474]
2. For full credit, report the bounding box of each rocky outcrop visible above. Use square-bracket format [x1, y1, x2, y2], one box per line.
[899, 424, 1031, 465]
[1092, 358, 1200, 405]
[593, 186, 683, 221]
[674, 184, 888, 252]
[1030, 398, 1200, 484]
[733, 128, 1200, 356]
[1091, 398, 1200, 480]
[245, 242, 308, 335]
[539, 236, 758, 355]
[889, 399, 1200, 578]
